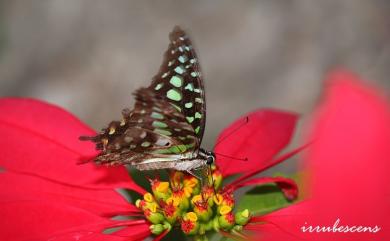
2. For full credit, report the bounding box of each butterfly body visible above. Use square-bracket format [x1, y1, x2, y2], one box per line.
[80, 26, 215, 173]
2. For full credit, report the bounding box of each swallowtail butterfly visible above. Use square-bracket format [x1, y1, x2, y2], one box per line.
[80, 26, 215, 175]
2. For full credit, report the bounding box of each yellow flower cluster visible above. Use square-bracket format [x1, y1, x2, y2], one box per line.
[135, 166, 251, 240]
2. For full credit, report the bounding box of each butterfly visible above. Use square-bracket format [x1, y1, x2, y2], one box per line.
[80, 26, 215, 177]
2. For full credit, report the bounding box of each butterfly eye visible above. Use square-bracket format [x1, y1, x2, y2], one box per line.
[206, 155, 214, 165]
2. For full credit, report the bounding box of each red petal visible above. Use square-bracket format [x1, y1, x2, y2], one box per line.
[48, 232, 129, 241]
[153, 230, 170, 241]
[57, 220, 150, 241]
[214, 109, 297, 177]
[0, 171, 140, 217]
[0, 98, 145, 193]
[231, 176, 298, 201]
[110, 223, 151, 240]
[0, 200, 125, 240]
[245, 201, 312, 241]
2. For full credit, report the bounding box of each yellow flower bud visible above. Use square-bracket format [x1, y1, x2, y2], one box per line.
[151, 179, 171, 202]
[156, 182, 170, 193]
[213, 194, 223, 205]
[185, 212, 198, 222]
[149, 202, 158, 213]
[143, 192, 154, 203]
[191, 194, 202, 205]
[135, 199, 141, 208]
[145, 209, 165, 224]
[219, 205, 232, 215]
[235, 209, 251, 225]
[166, 197, 180, 207]
[183, 186, 193, 198]
[150, 224, 164, 235]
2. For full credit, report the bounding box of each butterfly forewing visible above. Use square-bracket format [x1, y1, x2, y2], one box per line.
[149, 26, 206, 145]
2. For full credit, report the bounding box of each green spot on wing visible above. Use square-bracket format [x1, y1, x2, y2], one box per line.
[195, 98, 203, 103]
[162, 72, 169, 78]
[151, 112, 164, 120]
[152, 121, 168, 128]
[184, 83, 194, 91]
[168, 60, 175, 66]
[141, 142, 151, 147]
[185, 102, 193, 108]
[195, 126, 200, 134]
[167, 89, 182, 101]
[194, 112, 202, 119]
[186, 116, 194, 123]
[170, 145, 186, 153]
[169, 76, 183, 87]
[155, 129, 172, 136]
[191, 72, 199, 77]
[152, 144, 190, 154]
[155, 83, 163, 90]
[174, 66, 185, 74]
[153, 106, 162, 112]
[170, 103, 181, 112]
[178, 55, 188, 63]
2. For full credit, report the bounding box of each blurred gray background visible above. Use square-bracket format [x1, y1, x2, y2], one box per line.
[0, 1, 389, 172]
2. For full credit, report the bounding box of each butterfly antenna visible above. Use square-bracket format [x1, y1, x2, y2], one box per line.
[214, 152, 248, 162]
[214, 116, 249, 148]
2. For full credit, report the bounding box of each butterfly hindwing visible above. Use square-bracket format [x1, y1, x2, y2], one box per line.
[90, 88, 198, 165]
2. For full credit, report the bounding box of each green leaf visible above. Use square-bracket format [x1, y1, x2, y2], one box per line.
[236, 173, 302, 216]
[117, 188, 142, 203]
[237, 184, 292, 216]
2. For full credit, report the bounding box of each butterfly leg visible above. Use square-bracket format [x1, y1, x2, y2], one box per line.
[186, 169, 203, 186]
[188, 166, 214, 193]
[207, 164, 216, 195]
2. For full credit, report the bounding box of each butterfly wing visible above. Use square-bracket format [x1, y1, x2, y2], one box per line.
[81, 26, 206, 168]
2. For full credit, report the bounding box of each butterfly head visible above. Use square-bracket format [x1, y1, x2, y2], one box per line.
[199, 148, 215, 165]
[206, 151, 215, 165]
